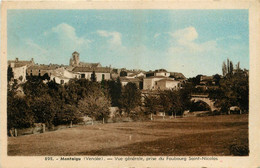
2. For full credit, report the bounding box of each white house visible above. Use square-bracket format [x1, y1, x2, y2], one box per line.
[12, 65, 27, 83]
[155, 79, 181, 90]
[143, 76, 167, 90]
[50, 73, 70, 84]
[143, 76, 181, 91]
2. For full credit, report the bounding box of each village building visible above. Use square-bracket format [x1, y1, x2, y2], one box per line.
[50, 72, 71, 84]
[72, 67, 111, 82]
[11, 65, 27, 83]
[143, 76, 169, 90]
[26, 64, 60, 77]
[143, 69, 185, 91]
[143, 76, 182, 91]
[120, 77, 143, 89]
[125, 72, 145, 79]
[50, 67, 79, 84]
[155, 79, 181, 90]
[8, 58, 35, 68]
[145, 69, 170, 78]
[8, 58, 35, 83]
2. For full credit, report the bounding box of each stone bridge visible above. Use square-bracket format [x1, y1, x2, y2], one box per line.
[191, 94, 219, 112]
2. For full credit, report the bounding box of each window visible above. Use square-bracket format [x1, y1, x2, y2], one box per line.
[102, 74, 105, 80]
[81, 74, 85, 78]
[38, 70, 41, 76]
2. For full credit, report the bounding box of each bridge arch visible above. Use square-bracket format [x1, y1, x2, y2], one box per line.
[190, 95, 219, 112]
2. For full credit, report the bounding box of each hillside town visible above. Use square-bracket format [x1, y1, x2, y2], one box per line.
[8, 51, 188, 91]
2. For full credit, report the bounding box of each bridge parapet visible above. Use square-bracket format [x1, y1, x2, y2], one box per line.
[191, 94, 209, 98]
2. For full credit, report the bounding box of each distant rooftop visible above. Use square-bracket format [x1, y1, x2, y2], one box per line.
[72, 67, 111, 73]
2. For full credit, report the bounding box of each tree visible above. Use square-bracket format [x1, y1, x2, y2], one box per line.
[222, 61, 227, 76]
[159, 88, 191, 116]
[78, 92, 111, 121]
[29, 94, 56, 127]
[91, 71, 97, 82]
[18, 76, 23, 81]
[120, 71, 127, 77]
[213, 74, 221, 86]
[236, 62, 240, 70]
[229, 61, 234, 75]
[22, 77, 48, 98]
[164, 90, 183, 116]
[7, 65, 14, 82]
[209, 68, 249, 113]
[7, 94, 35, 130]
[54, 104, 82, 125]
[188, 74, 203, 87]
[227, 58, 230, 75]
[41, 73, 50, 80]
[120, 82, 141, 113]
[222, 58, 235, 77]
[144, 94, 161, 115]
[106, 77, 122, 107]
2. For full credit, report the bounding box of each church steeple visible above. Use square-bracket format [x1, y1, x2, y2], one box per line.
[69, 51, 80, 66]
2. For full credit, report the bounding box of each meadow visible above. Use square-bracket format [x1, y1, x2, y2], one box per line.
[8, 114, 248, 156]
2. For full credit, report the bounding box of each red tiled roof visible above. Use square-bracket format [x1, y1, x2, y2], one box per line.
[145, 76, 168, 79]
[27, 65, 59, 70]
[120, 77, 141, 82]
[72, 67, 111, 73]
[157, 79, 178, 82]
[8, 60, 34, 67]
[78, 62, 101, 68]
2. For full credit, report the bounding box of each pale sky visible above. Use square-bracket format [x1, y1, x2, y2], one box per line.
[7, 10, 249, 77]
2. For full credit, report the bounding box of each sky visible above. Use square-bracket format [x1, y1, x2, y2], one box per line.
[7, 10, 249, 77]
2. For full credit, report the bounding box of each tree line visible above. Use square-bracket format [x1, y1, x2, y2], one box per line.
[208, 59, 249, 113]
[7, 75, 192, 132]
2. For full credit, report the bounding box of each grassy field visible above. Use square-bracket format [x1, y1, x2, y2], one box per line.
[8, 114, 248, 156]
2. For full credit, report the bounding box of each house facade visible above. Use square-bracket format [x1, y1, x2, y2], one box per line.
[143, 69, 185, 91]
[27, 65, 59, 77]
[72, 67, 111, 82]
[143, 76, 167, 90]
[155, 79, 181, 90]
[12, 65, 27, 82]
[120, 77, 142, 89]
[8, 58, 35, 68]
[8, 58, 35, 83]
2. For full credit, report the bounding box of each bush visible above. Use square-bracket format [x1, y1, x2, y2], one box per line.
[230, 144, 249, 156]
[129, 107, 149, 121]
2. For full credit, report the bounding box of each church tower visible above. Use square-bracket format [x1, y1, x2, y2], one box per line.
[69, 51, 80, 66]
